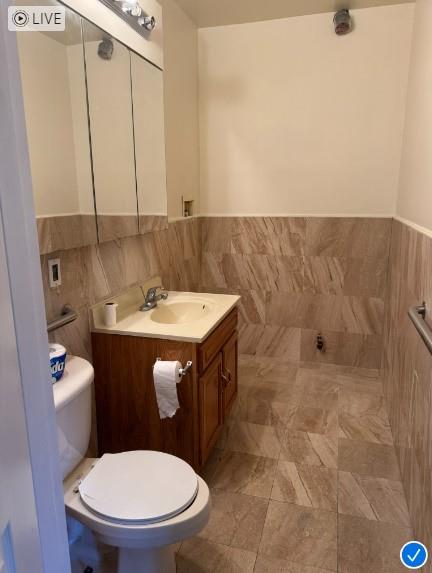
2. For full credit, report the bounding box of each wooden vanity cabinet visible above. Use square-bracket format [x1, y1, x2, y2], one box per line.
[91, 307, 238, 471]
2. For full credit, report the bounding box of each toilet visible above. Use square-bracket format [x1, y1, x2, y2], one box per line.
[54, 355, 210, 573]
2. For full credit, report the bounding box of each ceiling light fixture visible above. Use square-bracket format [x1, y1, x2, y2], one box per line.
[98, 0, 156, 38]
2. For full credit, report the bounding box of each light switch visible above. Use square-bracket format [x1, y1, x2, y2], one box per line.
[48, 258, 61, 288]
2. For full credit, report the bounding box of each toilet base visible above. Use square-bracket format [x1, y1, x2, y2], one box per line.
[118, 545, 176, 573]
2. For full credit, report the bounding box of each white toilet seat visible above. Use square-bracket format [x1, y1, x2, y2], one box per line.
[78, 451, 198, 525]
[64, 457, 211, 550]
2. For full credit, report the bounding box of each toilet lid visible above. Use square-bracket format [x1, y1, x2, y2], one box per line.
[78, 451, 198, 524]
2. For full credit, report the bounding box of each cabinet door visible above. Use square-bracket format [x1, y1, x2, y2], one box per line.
[222, 332, 238, 417]
[199, 354, 223, 466]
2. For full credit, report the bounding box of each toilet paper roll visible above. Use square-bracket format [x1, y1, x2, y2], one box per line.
[153, 360, 182, 419]
[103, 302, 118, 327]
[49, 343, 66, 384]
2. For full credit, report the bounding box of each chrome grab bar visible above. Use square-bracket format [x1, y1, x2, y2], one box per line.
[408, 304, 432, 355]
[47, 304, 78, 333]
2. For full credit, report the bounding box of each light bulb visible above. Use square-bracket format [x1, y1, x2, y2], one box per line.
[122, 1, 141, 17]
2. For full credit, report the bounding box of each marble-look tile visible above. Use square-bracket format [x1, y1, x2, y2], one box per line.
[97, 214, 139, 243]
[38, 214, 99, 255]
[336, 373, 384, 395]
[338, 391, 393, 445]
[138, 215, 168, 235]
[49, 306, 92, 361]
[339, 391, 387, 417]
[223, 254, 303, 292]
[199, 489, 268, 551]
[382, 218, 432, 550]
[303, 257, 345, 295]
[300, 330, 382, 369]
[338, 439, 401, 480]
[289, 405, 338, 436]
[295, 368, 340, 391]
[295, 370, 339, 410]
[341, 296, 384, 335]
[237, 290, 266, 324]
[280, 431, 337, 469]
[254, 555, 334, 572]
[343, 257, 388, 298]
[241, 380, 300, 405]
[231, 217, 306, 256]
[265, 293, 343, 331]
[259, 501, 337, 570]
[232, 395, 297, 429]
[201, 217, 233, 254]
[253, 357, 299, 384]
[177, 538, 256, 573]
[208, 451, 277, 498]
[200, 216, 389, 370]
[271, 461, 337, 511]
[338, 412, 393, 445]
[337, 514, 412, 573]
[200, 252, 227, 288]
[223, 421, 282, 459]
[305, 218, 391, 260]
[338, 471, 411, 526]
[199, 447, 225, 483]
[299, 362, 380, 379]
[238, 324, 301, 360]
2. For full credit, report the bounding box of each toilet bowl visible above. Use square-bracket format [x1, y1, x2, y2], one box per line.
[55, 356, 210, 573]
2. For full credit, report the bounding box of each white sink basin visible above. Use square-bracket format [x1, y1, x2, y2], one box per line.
[91, 284, 240, 342]
[150, 300, 213, 324]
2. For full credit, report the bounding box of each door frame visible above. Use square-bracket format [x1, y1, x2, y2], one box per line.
[0, 2, 71, 571]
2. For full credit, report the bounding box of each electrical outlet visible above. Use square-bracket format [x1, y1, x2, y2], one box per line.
[48, 258, 61, 288]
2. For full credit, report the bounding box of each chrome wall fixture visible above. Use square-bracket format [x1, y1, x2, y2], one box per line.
[47, 304, 78, 333]
[408, 304, 432, 355]
[98, 0, 156, 38]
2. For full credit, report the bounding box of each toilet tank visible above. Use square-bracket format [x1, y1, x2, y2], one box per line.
[52, 355, 94, 480]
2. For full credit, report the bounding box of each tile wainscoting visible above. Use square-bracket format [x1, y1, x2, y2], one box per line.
[200, 217, 392, 368]
[42, 217, 199, 363]
[382, 218, 432, 554]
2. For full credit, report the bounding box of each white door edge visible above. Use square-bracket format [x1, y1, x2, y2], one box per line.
[0, 1, 71, 571]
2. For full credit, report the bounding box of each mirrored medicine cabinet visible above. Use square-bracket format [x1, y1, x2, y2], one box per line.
[16, 0, 168, 255]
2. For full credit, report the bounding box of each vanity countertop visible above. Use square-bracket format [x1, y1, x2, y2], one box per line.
[91, 289, 240, 343]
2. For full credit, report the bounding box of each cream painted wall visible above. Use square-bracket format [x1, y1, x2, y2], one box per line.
[161, 0, 200, 218]
[396, 0, 432, 231]
[198, 4, 414, 216]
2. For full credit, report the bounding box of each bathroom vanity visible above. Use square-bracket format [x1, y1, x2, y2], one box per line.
[91, 288, 239, 471]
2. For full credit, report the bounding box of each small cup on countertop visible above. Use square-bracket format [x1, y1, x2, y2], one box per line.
[104, 302, 119, 327]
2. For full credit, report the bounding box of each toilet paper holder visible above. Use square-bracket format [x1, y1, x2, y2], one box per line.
[155, 358, 193, 378]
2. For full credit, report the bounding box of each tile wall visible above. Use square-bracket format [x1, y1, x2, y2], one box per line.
[43, 217, 199, 361]
[200, 217, 391, 368]
[382, 219, 432, 553]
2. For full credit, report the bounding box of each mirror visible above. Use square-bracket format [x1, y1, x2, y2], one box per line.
[82, 20, 139, 243]
[17, 3, 97, 254]
[130, 53, 168, 233]
[17, 3, 168, 252]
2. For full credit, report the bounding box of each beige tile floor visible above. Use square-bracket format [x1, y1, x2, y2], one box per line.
[176, 354, 413, 572]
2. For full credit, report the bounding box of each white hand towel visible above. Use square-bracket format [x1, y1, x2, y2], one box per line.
[153, 360, 182, 419]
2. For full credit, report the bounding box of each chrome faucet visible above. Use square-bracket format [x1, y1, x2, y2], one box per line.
[139, 286, 168, 312]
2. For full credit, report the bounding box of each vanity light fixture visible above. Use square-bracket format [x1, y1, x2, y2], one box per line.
[98, 0, 156, 38]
